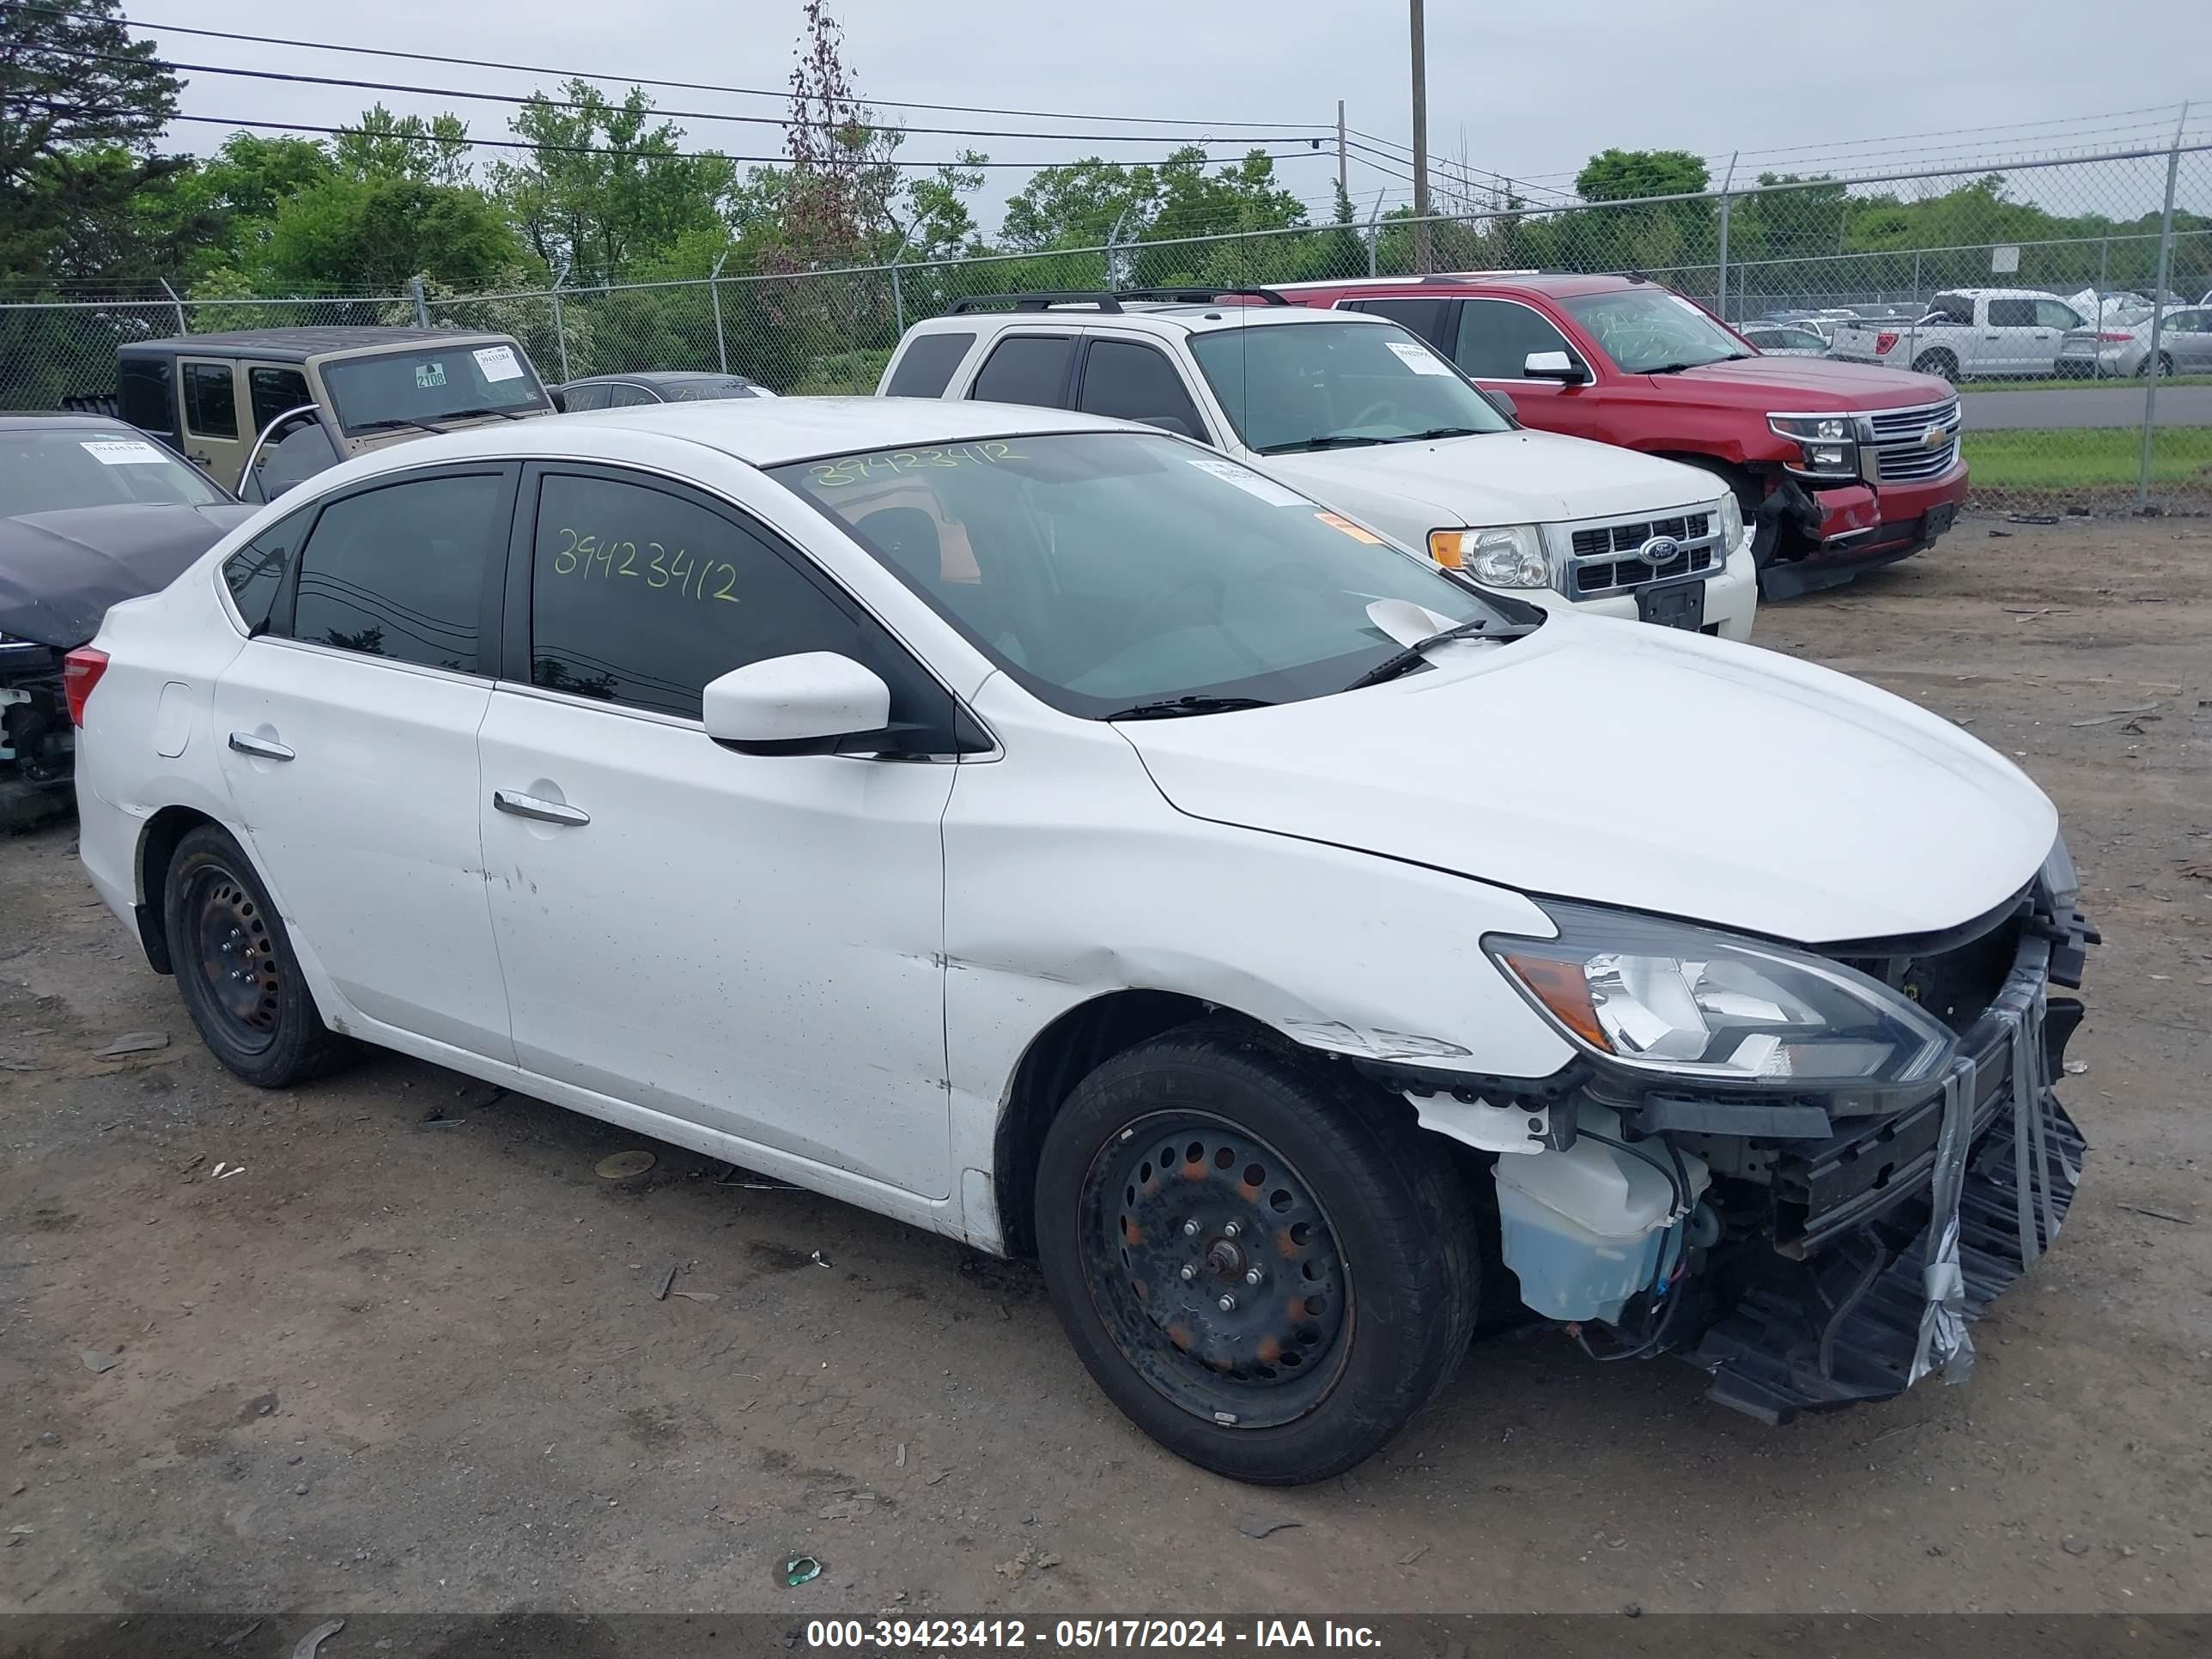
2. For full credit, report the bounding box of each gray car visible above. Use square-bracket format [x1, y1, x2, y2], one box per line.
[2057, 306, 2212, 378]
[1738, 323, 1830, 358]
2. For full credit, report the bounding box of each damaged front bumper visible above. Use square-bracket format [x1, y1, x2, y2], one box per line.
[1686, 926, 2087, 1422]
[1365, 865, 2097, 1424]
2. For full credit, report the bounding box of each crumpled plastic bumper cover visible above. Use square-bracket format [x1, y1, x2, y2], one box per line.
[1685, 938, 2086, 1425]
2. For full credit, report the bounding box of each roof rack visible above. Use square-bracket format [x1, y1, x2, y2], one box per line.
[945, 291, 1126, 314]
[1115, 286, 1291, 307]
[943, 286, 1293, 315]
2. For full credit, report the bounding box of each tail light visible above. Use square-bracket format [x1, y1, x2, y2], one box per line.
[2097, 331, 2134, 343]
[1874, 331, 1899, 354]
[62, 647, 109, 726]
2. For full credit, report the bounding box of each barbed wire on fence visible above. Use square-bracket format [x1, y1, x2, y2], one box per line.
[5, 142, 2208, 509]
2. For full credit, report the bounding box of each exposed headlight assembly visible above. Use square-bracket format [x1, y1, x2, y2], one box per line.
[1768, 413, 1862, 480]
[1428, 525, 1549, 588]
[1486, 902, 1955, 1091]
[1715, 491, 1746, 555]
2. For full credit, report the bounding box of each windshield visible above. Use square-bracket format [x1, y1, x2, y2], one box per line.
[0, 428, 226, 513]
[1560, 289, 1751, 373]
[322, 342, 550, 434]
[772, 431, 1512, 719]
[1187, 320, 1510, 453]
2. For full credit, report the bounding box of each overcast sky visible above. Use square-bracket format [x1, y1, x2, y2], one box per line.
[147, 0, 2212, 230]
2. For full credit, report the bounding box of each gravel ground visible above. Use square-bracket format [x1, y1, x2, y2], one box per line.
[2, 512, 2208, 1622]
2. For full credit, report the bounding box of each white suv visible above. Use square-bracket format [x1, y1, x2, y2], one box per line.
[878, 290, 1758, 641]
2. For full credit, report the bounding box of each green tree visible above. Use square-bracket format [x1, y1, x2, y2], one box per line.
[490, 82, 737, 285]
[0, 0, 185, 281]
[334, 105, 473, 188]
[133, 133, 337, 283]
[258, 172, 521, 290]
[1565, 148, 1716, 276]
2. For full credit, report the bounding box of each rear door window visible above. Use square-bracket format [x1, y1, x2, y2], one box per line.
[1986, 297, 2038, 328]
[1339, 297, 1453, 347]
[1928, 294, 1975, 325]
[1075, 340, 1206, 438]
[969, 335, 1073, 408]
[886, 331, 975, 398]
[181, 362, 240, 440]
[1453, 299, 1583, 380]
[286, 471, 508, 674]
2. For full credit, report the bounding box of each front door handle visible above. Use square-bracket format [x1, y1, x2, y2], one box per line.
[228, 732, 295, 761]
[493, 788, 589, 827]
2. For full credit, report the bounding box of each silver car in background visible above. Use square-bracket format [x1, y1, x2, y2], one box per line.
[2057, 305, 2212, 379]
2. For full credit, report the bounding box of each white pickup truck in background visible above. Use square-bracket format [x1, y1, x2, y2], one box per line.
[1829, 288, 2087, 381]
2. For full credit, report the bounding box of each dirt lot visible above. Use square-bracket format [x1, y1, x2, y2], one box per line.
[3, 513, 2209, 1624]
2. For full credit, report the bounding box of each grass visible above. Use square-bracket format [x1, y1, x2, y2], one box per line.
[1957, 373, 2212, 393]
[1960, 425, 2212, 490]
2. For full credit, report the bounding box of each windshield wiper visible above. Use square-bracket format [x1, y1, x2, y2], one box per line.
[1104, 695, 1277, 721]
[1257, 434, 1389, 454]
[444, 405, 526, 422]
[1342, 617, 1531, 691]
[1644, 356, 1748, 374]
[349, 416, 448, 434]
[1387, 425, 1491, 443]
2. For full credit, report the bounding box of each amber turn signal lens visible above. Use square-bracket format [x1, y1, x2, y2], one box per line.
[1426, 530, 1468, 568]
[1498, 951, 1611, 1051]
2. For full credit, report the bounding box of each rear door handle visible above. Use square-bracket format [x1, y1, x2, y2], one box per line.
[493, 788, 589, 827]
[228, 732, 294, 761]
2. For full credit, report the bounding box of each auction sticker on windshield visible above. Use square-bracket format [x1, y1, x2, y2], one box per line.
[473, 344, 525, 383]
[1385, 340, 1453, 375]
[414, 362, 447, 390]
[80, 439, 167, 465]
[1180, 453, 1310, 507]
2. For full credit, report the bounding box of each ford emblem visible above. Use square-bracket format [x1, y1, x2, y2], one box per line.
[1638, 535, 1681, 568]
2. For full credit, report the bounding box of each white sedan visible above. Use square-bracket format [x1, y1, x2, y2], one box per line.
[69, 398, 2092, 1483]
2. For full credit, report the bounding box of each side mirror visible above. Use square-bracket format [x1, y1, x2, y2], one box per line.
[1523, 350, 1585, 383]
[702, 652, 892, 756]
[1482, 387, 1518, 422]
[1136, 414, 1198, 438]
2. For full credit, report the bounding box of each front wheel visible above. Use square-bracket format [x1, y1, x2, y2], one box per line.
[1034, 1021, 1480, 1486]
[163, 823, 354, 1087]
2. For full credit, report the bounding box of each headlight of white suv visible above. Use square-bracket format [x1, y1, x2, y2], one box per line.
[1485, 902, 1956, 1091]
[1716, 491, 1746, 556]
[1427, 525, 1549, 588]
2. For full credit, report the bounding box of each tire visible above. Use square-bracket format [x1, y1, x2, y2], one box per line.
[1911, 350, 1958, 381]
[162, 823, 354, 1088]
[1033, 1019, 1480, 1486]
[2141, 352, 2175, 379]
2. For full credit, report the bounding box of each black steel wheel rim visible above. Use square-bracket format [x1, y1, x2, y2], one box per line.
[186, 865, 281, 1053]
[1079, 1111, 1352, 1430]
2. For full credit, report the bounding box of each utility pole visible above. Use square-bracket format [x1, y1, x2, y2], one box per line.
[1409, 0, 1431, 273]
[1336, 100, 1347, 200]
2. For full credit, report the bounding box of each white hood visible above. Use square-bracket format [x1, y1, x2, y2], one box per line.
[1262, 428, 1716, 531]
[1120, 618, 2057, 945]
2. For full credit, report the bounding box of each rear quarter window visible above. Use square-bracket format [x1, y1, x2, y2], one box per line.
[885, 332, 976, 398]
[118, 358, 176, 435]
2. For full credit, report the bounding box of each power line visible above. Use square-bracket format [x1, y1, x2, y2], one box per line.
[1344, 130, 1580, 205]
[38, 41, 1326, 149]
[0, 0, 1333, 132]
[19, 100, 1333, 171]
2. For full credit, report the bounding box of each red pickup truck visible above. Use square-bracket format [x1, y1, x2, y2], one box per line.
[1274, 273, 1968, 599]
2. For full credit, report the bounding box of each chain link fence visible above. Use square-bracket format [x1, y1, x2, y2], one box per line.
[5, 143, 2208, 514]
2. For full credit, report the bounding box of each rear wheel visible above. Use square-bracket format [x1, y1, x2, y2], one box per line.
[1911, 349, 1959, 381]
[163, 824, 354, 1087]
[1034, 1020, 1480, 1486]
[2142, 351, 2176, 379]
